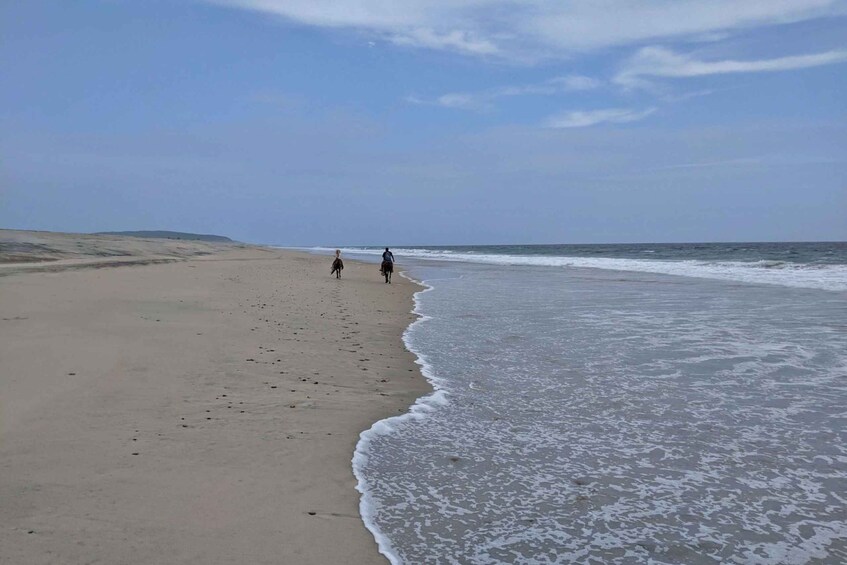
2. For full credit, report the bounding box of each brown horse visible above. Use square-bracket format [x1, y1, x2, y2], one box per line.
[380, 260, 393, 284]
[331, 257, 344, 278]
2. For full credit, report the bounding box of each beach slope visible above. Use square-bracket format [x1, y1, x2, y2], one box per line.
[0, 231, 427, 564]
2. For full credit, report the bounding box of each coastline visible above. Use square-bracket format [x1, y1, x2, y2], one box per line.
[353, 273, 444, 565]
[0, 231, 430, 564]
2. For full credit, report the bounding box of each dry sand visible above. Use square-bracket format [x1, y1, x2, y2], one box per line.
[0, 230, 429, 564]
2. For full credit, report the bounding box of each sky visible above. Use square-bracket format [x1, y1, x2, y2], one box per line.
[1, 0, 845, 245]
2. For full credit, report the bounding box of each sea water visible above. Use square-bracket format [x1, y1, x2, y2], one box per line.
[318, 243, 847, 564]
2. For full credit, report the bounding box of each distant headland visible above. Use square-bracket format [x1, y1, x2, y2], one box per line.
[95, 230, 234, 243]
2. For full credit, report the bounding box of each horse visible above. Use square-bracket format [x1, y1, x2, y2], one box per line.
[380, 260, 393, 284]
[331, 257, 344, 279]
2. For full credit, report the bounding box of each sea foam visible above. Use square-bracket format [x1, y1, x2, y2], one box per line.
[352, 274, 446, 565]
[314, 247, 847, 291]
[346, 259, 847, 564]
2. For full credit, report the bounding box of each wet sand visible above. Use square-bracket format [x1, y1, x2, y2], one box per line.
[0, 230, 428, 564]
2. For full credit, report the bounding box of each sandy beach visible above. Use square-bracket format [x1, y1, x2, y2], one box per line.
[0, 230, 429, 564]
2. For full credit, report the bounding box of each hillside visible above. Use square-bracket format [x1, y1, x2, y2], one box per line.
[95, 230, 234, 242]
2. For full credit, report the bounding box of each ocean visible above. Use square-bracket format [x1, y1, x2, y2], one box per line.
[316, 242, 847, 564]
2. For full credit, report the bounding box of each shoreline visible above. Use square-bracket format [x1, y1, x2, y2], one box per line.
[353, 272, 441, 565]
[0, 231, 431, 564]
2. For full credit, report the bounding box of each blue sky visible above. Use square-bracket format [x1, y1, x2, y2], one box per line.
[1, 0, 845, 245]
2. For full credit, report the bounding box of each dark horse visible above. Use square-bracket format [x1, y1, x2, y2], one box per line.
[380, 260, 393, 284]
[331, 257, 344, 279]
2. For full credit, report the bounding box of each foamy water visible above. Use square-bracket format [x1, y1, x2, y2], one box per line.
[314, 245, 847, 292]
[347, 252, 847, 564]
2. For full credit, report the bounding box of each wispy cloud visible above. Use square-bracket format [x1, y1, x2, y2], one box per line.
[547, 75, 603, 91]
[659, 88, 719, 103]
[650, 157, 763, 171]
[617, 46, 847, 87]
[388, 28, 498, 56]
[406, 92, 488, 111]
[408, 75, 601, 111]
[544, 107, 657, 128]
[205, 1, 845, 59]
[649, 153, 845, 171]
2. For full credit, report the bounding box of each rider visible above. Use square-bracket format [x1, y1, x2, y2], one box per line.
[380, 247, 395, 275]
[331, 249, 344, 278]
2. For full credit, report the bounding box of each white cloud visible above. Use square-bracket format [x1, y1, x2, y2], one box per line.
[409, 75, 601, 111]
[544, 108, 657, 128]
[406, 93, 493, 111]
[548, 75, 602, 91]
[617, 46, 847, 86]
[522, 1, 844, 52]
[660, 88, 719, 103]
[650, 157, 764, 171]
[491, 75, 601, 97]
[436, 92, 487, 110]
[205, 0, 846, 59]
[388, 27, 498, 55]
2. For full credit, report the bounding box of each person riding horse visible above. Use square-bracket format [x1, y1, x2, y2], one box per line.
[380, 247, 395, 284]
[330, 249, 344, 279]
